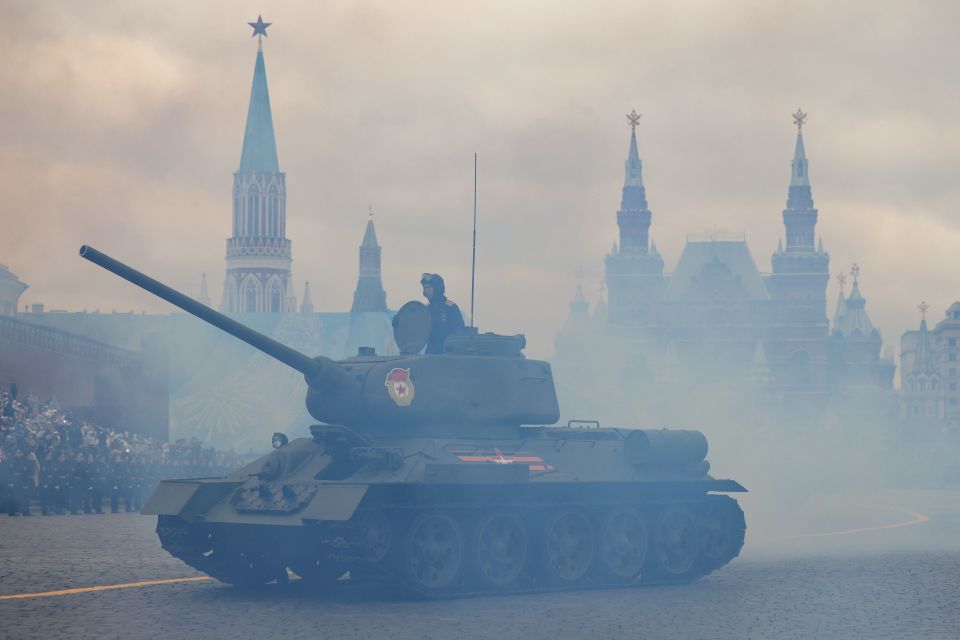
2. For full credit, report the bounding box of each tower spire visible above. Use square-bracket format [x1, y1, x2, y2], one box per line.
[913, 301, 936, 374]
[624, 110, 644, 188]
[571, 267, 588, 312]
[604, 109, 664, 327]
[616, 109, 651, 253]
[770, 109, 829, 324]
[832, 273, 847, 332]
[300, 281, 314, 313]
[361, 207, 379, 248]
[351, 211, 388, 312]
[221, 20, 292, 314]
[779, 109, 818, 249]
[239, 22, 279, 173]
[837, 263, 876, 337]
[788, 109, 812, 199]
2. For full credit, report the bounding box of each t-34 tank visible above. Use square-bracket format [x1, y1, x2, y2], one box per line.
[80, 245, 747, 596]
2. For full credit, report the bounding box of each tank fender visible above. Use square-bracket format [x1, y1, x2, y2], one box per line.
[142, 479, 243, 519]
[299, 483, 368, 522]
[142, 482, 198, 516]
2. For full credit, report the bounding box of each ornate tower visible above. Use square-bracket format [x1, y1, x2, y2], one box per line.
[828, 264, 894, 389]
[900, 302, 944, 423]
[221, 18, 295, 314]
[300, 281, 314, 314]
[605, 110, 664, 327]
[351, 214, 388, 312]
[770, 110, 830, 323]
[762, 111, 832, 398]
[554, 269, 594, 385]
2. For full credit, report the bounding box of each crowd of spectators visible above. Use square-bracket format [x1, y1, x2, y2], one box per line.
[0, 383, 248, 516]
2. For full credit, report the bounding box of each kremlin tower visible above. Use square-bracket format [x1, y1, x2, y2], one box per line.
[221, 17, 295, 314]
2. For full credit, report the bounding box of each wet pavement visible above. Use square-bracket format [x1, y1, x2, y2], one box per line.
[1, 497, 958, 640]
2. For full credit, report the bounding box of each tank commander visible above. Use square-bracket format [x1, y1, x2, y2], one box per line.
[420, 273, 465, 354]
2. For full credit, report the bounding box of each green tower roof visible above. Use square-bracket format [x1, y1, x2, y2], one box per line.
[238, 49, 280, 173]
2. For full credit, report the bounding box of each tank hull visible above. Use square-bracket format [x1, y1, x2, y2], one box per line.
[146, 426, 747, 596]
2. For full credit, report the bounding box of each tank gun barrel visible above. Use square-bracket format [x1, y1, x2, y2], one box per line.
[79, 245, 321, 377]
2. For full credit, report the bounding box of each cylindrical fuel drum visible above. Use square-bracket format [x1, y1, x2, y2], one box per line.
[623, 429, 708, 466]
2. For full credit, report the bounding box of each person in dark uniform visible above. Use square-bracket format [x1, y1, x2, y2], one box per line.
[109, 453, 124, 513]
[420, 273, 465, 354]
[7, 450, 24, 516]
[129, 456, 146, 512]
[0, 449, 12, 515]
[40, 451, 55, 515]
[54, 451, 71, 515]
[70, 452, 86, 514]
[13, 450, 39, 516]
[1, 389, 13, 418]
[92, 454, 107, 514]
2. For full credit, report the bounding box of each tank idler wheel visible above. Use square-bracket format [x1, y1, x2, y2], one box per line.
[698, 499, 746, 565]
[404, 512, 464, 594]
[598, 507, 649, 582]
[543, 510, 595, 585]
[473, 512, 527, 589]
[651, 506, 699, 579]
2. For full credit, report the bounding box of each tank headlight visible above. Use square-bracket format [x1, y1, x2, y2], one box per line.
[272, 432, 289, 449]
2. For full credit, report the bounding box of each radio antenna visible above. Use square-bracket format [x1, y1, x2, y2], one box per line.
[470, 152, 478, 327]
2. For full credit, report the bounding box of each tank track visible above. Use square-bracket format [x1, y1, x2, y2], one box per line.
[156, 494, 745, 598]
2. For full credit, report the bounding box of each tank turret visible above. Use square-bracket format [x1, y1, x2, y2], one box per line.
[79, 246, 559, 435]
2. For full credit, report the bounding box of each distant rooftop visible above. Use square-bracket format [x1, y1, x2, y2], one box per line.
[664, 237, 770, 301]
[0, 264, 27, 288]
[686, 231, 747, 243]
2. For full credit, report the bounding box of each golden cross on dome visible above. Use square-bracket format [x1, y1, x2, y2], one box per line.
[626, 110, 641, 132]
[368, 204, 374, 218]
[836, 273, 847, 291]
[792, 108, 807, 132]
[850, 263, 860, 282]
[918, 301, 930, 320]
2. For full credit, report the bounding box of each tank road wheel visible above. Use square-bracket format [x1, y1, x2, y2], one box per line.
[543, 510, 595, 585]
[404, 512, 464, 594]
[651, 506, 699, 580]
[473, 512, 527, 589]
[361, 512, 393, 564]
[698, 498, 746, 567]
[597, 508, 649, 582]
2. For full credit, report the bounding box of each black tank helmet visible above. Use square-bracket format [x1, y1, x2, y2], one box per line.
[420, 273, 446, 297]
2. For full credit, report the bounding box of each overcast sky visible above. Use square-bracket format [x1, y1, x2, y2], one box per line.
[2, 0, 959, 359]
